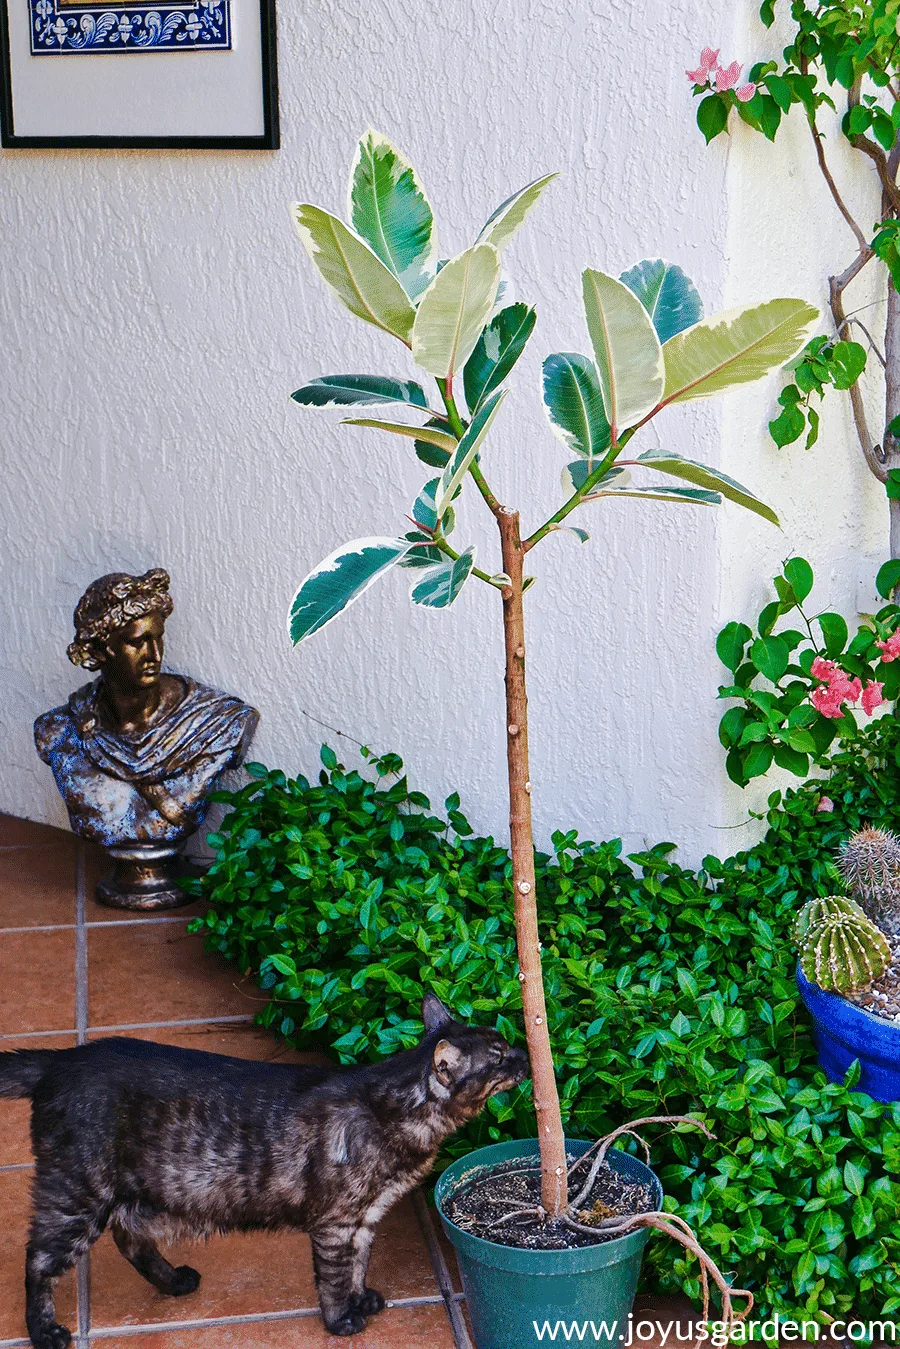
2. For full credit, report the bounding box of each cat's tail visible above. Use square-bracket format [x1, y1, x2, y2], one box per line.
[0, 1049, 56, 1098]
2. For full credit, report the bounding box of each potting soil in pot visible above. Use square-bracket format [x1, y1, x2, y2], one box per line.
[445, 1152, 655, 1250]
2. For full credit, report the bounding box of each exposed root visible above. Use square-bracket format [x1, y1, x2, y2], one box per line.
[569, 1115, 714, 1212]
[561, 1210, 752, 1332]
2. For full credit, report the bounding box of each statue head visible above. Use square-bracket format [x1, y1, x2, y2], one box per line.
[68, 569, 174, 693]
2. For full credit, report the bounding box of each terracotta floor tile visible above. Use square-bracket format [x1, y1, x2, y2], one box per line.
[0, 813, 74, 849]
[0, 927, 76, 1034]
[0, 1169, 77, 1340]
[90, 1194, 438, 1327]
[93, 1303, 456, 1348]
[0, 840, 77, 930]
[84, 842, 206, 923]
[87, 921, 256, 1029]
[87, 1021, 328, 1064]
[0, 1033, 77, 1165]
[631, 1295, 702, 1349]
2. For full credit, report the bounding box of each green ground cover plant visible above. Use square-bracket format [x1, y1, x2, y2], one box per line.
[190, 722, 900, 1322]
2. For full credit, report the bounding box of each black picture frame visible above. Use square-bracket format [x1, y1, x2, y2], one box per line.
[0, 0, 279, 149]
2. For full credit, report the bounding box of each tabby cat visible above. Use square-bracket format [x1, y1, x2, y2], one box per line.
[0, 994, 527, 1347]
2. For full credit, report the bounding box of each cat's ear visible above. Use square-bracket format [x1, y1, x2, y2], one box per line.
[422, 992, 453, 1034]
[433, 1039, 464, 1085]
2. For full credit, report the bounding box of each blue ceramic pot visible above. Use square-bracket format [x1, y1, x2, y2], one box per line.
[797, 964, 900, 1102]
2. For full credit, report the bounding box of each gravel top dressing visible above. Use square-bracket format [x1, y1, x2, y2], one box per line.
[847, 934, 900, 1020]
[446, 1153, 655, 1250]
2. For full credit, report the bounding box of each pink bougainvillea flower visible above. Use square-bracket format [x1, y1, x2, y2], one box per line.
[862, 680, 886, 716]
[846, 676, 863, 704]
[816, 796, 835, 813]
[810, 655, 837, 682]
[716, 60, 743, 92]
[811, 685, 845, 719]
[686, 47, 720, 84]
[735, 83, 757, 102]
[876, 631, 900, 662]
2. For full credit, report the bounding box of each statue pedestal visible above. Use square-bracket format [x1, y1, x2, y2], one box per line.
[95, 842, 195, 912]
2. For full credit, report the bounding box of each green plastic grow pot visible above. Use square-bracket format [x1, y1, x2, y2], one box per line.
[435, 1138, 662, 1349]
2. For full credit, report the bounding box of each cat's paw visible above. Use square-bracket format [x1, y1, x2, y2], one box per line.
[354, 1287, 386, 1315]
[170, 1266, 201, 1297]
[324, 1310, 367, 1336]
[31, 1324, 72, 1349]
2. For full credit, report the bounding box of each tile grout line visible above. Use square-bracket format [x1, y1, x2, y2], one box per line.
[412, 1187, 474, 1349]
[74, 843, 91, 1349]
[0, 1015, 255, 1043]
[0, 1294, 463, 1346]
[0, 916, 196, 935]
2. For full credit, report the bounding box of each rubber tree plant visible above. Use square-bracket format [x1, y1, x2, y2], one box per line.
[687, 0, 900, 571]
[286, 130, 817, 1217]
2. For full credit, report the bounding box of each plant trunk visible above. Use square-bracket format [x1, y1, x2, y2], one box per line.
[497, 506, 568, 1216]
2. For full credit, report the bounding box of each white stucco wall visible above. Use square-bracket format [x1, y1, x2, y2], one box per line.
[0, 0, 887, 864]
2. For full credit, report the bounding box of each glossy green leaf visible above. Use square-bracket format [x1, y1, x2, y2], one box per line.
[582, 268, 665, 434]
[784, 557, 814, 603]
[291, 375, 428, 409]
[348, 130, 436, 301]
[288, 537, 411, 643]
[619, 259, 704, 344]
[412, 244, 501, 379]
[662, 299, 820, 404]
[464, 304, 536, 413]
[436, 389, 506, 516]
[542, 352, 611, 464]
[818, 612, 849, 655]
[697, 93, 729, 143]
[876, 559, 900, 599]
[717, 621, 752, 671]
[636, 450, 779, 525]
[751, 635, 789, 681]
[340, 419, 457, 455]
[476, 173, 558, 251]
[291, 204, 416, 343]
[409, 547, 476, 607]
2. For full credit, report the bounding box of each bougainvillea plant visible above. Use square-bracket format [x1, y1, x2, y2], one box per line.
[284, 129, 816, 1215]
[717, 556, 900, 784]
[687, 5, 900, 557]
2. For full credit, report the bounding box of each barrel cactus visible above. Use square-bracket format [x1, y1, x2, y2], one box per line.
[836, 826, 900, 935]
[794, 894, 891, 993]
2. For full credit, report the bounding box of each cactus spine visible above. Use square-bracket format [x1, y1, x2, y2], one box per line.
[836, 826, 900, 936]
[794, 894, 890, 993]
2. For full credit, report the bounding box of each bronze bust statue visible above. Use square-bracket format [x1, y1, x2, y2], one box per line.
[35, 569, 259, 910]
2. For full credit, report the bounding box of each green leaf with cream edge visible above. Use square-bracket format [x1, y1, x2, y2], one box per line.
[436, 388, 506, 517]
[291, 204, 416, 343]
[288, 538, 413, 644]
[661, 299, 820, 404]
[476, 173, 558, 251]
[589, 485, 722, 506]
[412, 244, 502, 378]
[291, 375, 428, 408]
[464, 304, 536, 414]
[348, 131, 437, 302]
[619, 259, 704, 344]
[542, 352, 610, 464]
[340, 419, 458, 456]
[582, 269, 666, 436]
[410, 547, 476, 607]
[635, 451, 779, 525]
